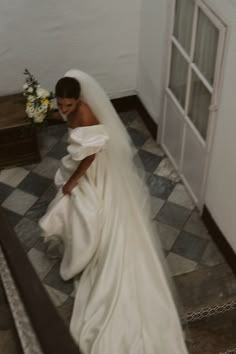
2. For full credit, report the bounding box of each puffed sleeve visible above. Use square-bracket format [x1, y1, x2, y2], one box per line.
[67, 125, 109, 161]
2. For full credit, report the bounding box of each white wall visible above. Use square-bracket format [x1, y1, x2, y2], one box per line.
[137, 0, 171, 123]
[0, 0, 141, 97]
[205, 0, 236, 251]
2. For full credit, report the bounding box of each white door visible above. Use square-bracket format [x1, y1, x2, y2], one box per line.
[160, 0, 226, 210]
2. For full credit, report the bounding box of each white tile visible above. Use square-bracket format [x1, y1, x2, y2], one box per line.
[2, 189, 37, 215]
[129, 118, 150, 136]
[154, 222, 180, 251]
[166, 252, 197, 276]
[44, 285, 68, 307]
[142, 138, 164, 156]
[0, 167, 29, 187]
[154, 158, 180, 182]
[28, 248, 57, 280]
[168, 184, 194, 210]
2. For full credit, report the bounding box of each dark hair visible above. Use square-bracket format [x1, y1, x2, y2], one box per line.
[55, 77, 81, 99]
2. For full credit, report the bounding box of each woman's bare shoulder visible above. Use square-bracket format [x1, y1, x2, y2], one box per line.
[80, 102, 100, 127]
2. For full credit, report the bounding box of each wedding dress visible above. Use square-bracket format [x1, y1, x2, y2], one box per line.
[39, 70, 188, 354]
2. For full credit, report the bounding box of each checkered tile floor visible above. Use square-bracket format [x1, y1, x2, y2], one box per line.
[0, 110, 225, 316]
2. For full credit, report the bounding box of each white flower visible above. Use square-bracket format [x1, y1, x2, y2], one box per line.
[28, 87, 33, 93]
[28, 95, 35, 102]
[23, 84, 28, 90]
[33, 111, 46, 123]
[36, 87, 50, 98]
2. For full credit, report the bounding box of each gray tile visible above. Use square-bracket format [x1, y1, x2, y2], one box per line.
[150, 197, 165, 219]
[184, 211, 210, 239]
[33, 156, 60, 179]
[2, 189, 37, 216]
[156, 201, 192, 228]
[127, 127, 148, 148]
[0, 167, 29, 187]
[18, 172, 52, 197]
[129, 117, 150, 137]
[25, 198, 49, 222]
[40, 183, 57, 202]
[168, 183, 194, 210]
[0, 183, 14, 204]
[154, 221, 180, 251]
[135, 149, 162, 173]
[200, 242, 225, 267]
[38, 134, 58, 157]
[154, 157, 180, 182]
[45, 124, 67, 139]
[28, 248, 57, 280]
[14, 217, 42, 252]
[142, 138, 165, 157]
[166, 252, 198, 276]
[147, 175, 176, 200]
[57, 296, 74, 324]
[172, 231, 208, 262]
[43, 262, 74, 295]
[1, 208, 22, 228]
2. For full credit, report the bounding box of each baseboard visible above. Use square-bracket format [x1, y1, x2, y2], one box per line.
[202, 206, 236, 276]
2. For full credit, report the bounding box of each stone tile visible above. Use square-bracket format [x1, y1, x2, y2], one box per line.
[200, 242, 225, 267]
[62, 132, 69, 143]
[129, 117, 150, 137]
[147, 175, 176, 200]
[119, 110, 138, 126]
[127, 127, 148, 148]
[38, 134, 58, 157]
[45, 124, 67, 139]
[0, 167, 29, 187]
[40, 183, 57, 202]
[43, 262, 74, 295]
[25, 198, 49, 222]
[33, 156, 60, 179]
[168, 184, 194, 210]
[172, 231, 208, 262]
[57, 296, 74, 325]
[18, 172, 52, 197]
[47, 142, 68, 160]
[0, 208, 22, 228]
[154, 157, 180, 182]
[28, 248, 57, 280]
[156, 201, 192, 228]
[142, 138, 165, 157]
[135, 149, 162, 173]
[0, 183, 14, 204]
[150, 197, 165, 219]
[14, 217, 42, 252]
[44, 285, 68, 307]
[154, 221, 180, 251]
[2, 189, 37, 216]
[166, 252, 198, 276]
[184, 211, 210, 239]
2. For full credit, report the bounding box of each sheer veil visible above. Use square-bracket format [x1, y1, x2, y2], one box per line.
[64, 69, 187, 343]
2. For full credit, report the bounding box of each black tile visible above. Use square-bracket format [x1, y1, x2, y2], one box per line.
[25, 198, 49, 222]
[147, 174, 176, 199]
[43, 262, 74, 295]
[127, 127, 148, 148]
[172, 231, 209, 262]
[47, 142, 68, 160]
[14, 217, 42, 252]
[136, 149, 162, 173]
[0, 183, 14, 204]
[18, 172, 52, 197]
[1, 207, 22, 228]
[156, 202, 192, 228]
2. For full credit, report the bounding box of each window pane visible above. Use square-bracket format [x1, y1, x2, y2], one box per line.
[194, 8, 219, 85]
[169, 45, 188, 109]
[173, 0, 195, 54]
[188, 71, 211, 140]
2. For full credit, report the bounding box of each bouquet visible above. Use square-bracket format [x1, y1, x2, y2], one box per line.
[23, 69, 54, 124]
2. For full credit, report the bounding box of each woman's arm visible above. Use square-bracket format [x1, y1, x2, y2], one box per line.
[62, 154, 96, 195]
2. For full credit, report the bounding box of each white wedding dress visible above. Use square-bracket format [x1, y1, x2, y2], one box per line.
[39, 70, 188, 354]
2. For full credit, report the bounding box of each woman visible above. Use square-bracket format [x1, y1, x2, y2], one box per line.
[39, 69, 188, 354]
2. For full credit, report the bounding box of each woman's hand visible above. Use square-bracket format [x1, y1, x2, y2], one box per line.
[62, 180, 77, 195]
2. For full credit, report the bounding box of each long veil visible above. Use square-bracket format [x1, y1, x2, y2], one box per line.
[64, 69, 188, 351]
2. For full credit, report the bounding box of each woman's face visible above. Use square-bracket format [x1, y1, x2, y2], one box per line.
[57, 97, 79, 117]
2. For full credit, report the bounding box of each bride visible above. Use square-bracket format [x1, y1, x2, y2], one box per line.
[39, 69, 188, 354]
